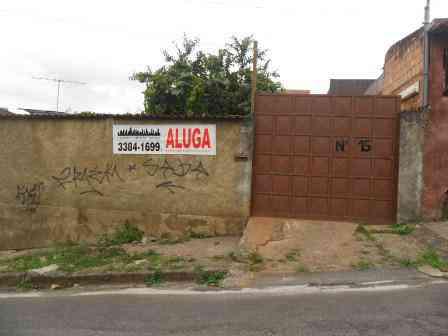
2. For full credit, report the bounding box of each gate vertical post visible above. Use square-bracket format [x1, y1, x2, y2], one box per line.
[251, 41, 258, 117]
[249, 41, 258, 216]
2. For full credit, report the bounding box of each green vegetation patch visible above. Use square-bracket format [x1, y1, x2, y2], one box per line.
[97, 221, 144, 247]
[419, 248, 448, 271]
[391, 223, 415, 236]
[247, 252, 264, 265]
[285, 250, 301, 262]
[296, 265, 310, 273]
[144, 270, 164, 286]
[0, 243, 194, 274]
[2, 245, 135, 273]
[355, 225, 376, 241]
[352, 260, 374, 271]
[16, 278, 34, 291]
[194, 266, 227, 287]
[398, 258, 419, 268]
[131, 35, 282, 117]
[226, 251, 265, 271]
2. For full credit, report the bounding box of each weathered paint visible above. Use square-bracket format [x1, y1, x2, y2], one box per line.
[382, 23, 448, 221]
[421, 31, 448, 219]
[397, 110, 425, 222]
[0, 118, 252, 250]
[252, 94, 400, 224]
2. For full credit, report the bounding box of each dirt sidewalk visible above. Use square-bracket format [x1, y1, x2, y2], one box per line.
[1, 219, 448, 290]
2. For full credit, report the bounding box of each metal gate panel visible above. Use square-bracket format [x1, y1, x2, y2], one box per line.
[252, 94, 400, 223]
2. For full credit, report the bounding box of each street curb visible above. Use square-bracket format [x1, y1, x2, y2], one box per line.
[0, 270, 226, 289]
[417, 265, 448, 279]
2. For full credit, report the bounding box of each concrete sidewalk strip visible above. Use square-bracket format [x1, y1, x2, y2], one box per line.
[0, 267, 439, 294]
[249, 268, 432, 288]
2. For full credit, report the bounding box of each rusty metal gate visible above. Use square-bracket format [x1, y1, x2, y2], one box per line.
[252, 94, 400, 223]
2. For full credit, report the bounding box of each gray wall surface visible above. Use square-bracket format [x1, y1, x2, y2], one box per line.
[397, 110, 425, 223]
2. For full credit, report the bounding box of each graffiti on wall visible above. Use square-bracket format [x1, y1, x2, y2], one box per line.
[52, 162, 124, 196]
[141, 158, 209, 179]
[155, 181, 186, 194]
[14, 158, 209, 211]
[16, 182, 45, 212]
[141, 158, 209, 194]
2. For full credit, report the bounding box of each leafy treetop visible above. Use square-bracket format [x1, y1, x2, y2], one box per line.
[131, 35, 282, 117]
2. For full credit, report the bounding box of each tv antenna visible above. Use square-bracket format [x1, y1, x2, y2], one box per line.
[32, 77, 86, 112]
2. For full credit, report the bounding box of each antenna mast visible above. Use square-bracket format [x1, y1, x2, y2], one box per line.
[32, 77, 86, 112]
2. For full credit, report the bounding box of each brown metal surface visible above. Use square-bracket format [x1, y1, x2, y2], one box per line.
[252, 94, 400, 223]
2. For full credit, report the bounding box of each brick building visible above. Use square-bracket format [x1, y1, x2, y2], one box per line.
[381, 28, 424, 110]
[368, 19, 447, 109]
[370, 19, 448, 220]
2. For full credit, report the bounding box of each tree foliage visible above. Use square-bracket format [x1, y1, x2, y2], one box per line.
[132, 36, 282, 116]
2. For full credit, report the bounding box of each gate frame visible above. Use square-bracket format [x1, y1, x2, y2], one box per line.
[250, 92, 401, 224]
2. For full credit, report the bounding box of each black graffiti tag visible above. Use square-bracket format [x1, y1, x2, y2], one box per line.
[142, 158, 209, 194]
[52, 162, 124, 196]
[155, 181, 186, 194]
[16, 182, 44, 211]
[142, 158, 209, 179]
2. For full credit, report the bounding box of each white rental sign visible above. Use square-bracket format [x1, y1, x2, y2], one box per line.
[113, 124, 216, 156]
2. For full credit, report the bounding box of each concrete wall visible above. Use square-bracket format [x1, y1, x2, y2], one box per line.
[421, 31, 448, 219]
[0, 117, 252, 250]
[397, 110, 425, 222]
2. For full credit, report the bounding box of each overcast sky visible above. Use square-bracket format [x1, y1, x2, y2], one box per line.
[1, 0, 447, 114]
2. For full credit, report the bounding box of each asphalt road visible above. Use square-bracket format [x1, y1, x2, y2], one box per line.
[1, 283, 448, 336]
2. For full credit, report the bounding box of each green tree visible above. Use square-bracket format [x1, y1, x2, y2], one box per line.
[131, 35, 282, 117]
